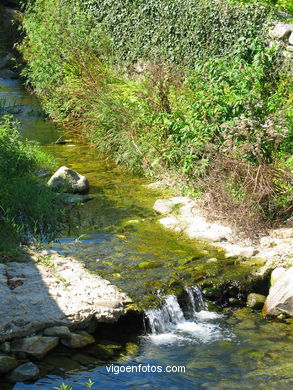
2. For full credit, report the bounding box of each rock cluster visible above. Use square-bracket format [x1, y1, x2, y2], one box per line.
[0, 327, 96, 382]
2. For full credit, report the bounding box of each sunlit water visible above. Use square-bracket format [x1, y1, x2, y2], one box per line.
[1, 76, 293, 390]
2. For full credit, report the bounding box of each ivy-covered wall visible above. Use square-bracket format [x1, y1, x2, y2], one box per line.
[90, 0, 274, 66]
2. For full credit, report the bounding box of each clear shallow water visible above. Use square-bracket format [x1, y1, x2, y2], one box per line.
[1, 77, 292, 390]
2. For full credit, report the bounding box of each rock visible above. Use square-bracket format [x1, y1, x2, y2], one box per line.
[58, 193, 94, 205]
[34, 168, 51, 178]
[289, 32, 293, 45]
[11, 336, 59, 359]
[0, 256, 130, 342]
[286, 45, 293, 52]
[61, 331, 95, 349]
[6, 362, 40, 382]
[153, 197, 189, 214]
[138, 261, 161, 269]
[0, 355, 18, 374]
[0, 53, 13, 69]
[0, 342, 11, 353]
[47, 166, 89, 194]
[263, 267, 293, 317]
[283, 50, 293, 59]
[206, 258, 218, 264]
[223, 245, 257, 259]
[6, 106, 21, 114]
[247, 293, 266, 310]
[269, 23, 293, 39]
[43, 326, 71, 339]
[270, 267, 286, 286]
[0, 69, 18, 79]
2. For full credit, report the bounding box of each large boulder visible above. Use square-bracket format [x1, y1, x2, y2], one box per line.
[11, 336, 59, 359]
[47, 166, 89, 194]
[263, 267, 293, 317]
[6, 362, 40, 383]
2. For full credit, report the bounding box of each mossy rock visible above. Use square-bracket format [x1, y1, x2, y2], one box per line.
[138, 261, 161, 269]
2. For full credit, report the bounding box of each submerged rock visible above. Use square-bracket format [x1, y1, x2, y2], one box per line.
[47, 166, 89, 194]
[11, 336, 59, 359]
[0, 69, 18, 79]
[0, 53, 13, 69]
[6, 362, 40, 383]
[58, 193, 94, 205]
[153, 197, 189, 215]
[0, 355, 18, 374]
[263, 267, 293, 317]
[247, 293, 266, 310]
[34, 168, 51, 179]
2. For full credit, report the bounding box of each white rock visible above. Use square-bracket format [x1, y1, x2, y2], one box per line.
[269, 23, 293, 39]
[289, 32, 293, 45]
[263, 267, 293, 317]
[159, 216, 180, 228]
[270, 267, 286, 286]
[47, 166, 89, 194]
[153, 197, 189, 214]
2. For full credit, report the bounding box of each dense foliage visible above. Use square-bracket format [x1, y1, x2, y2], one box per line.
[0, 115, 63, 250]
[20, 0, 292, 231]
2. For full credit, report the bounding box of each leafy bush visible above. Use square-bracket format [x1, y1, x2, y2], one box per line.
[0, 115, 63, 250]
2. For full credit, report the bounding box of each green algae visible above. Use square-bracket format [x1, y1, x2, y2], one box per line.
[44, 142, 264, 309]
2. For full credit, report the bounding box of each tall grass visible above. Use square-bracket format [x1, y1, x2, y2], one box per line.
[0, 115, 63, 251]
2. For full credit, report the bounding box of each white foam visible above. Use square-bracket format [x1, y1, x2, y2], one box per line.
[194, 310, 224, 321]
[147, 333, 185, 345]
[177, 321, 221, 339]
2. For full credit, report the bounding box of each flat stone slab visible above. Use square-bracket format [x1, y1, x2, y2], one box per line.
[0, 251, 131, 342]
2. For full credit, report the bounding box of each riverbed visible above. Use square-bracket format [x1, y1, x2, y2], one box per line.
[1, 75, 293, 390]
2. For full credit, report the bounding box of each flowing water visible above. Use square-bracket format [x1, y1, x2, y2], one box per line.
[1, 75, 293, 390]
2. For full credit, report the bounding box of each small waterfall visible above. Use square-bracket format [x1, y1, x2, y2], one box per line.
[145, 287, 229, 345]
[185, 285, 207, 319]
[146, 295, 184, 334]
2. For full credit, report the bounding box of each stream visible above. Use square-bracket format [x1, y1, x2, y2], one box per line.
[1, 75, 293, 390]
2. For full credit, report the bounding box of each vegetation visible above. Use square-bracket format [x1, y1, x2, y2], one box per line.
[0, 115, 63, 251]
[20, 0, 292, 233]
